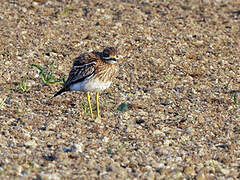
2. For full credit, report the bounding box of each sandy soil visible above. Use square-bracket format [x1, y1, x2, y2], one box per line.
[0, 0, 239, 179]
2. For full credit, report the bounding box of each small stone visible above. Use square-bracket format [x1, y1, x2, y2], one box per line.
[24, 140, 37, 148]
[153, 129, 161, 135]
[12, 165, 22, 176]
[22, 7, 27, 13]
[48, 122, 56, 130]
[146, 171, 155, 179]
[160, 168, 171, 175]
[185, 127, 194, 135]
[61, 132, 69, 138]
[184, 166, 195, 175]
[27, 80, 36, 87]
[196, 163, 204, 170]
[195, 40, 204, 46]
[220, 168, 230, 175]
[152, 162, 165, 169]
[95, 117, 102, 123]
[164, 140, 172, 146]
[40, 173, 60, 180]
[168, 169, 183, 179]
[153, 87, 162, 94]
[196, 171, 207, 180]
[62, 146, 72, 152]
[72, 143, 84, 153]
[176, 157, 182, 162]
[165, 98, 172, 105]
[173, 170, 183, 179]
[103, 137, 109, 143]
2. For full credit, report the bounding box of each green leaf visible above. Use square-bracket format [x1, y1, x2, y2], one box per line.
[31, 64, 43, 71]
[32, 61, 64, 86]
[19, 78, 27, 92]
[233, 94, 238, 105]
[82, 103, 88, 113]
[49, 75, 56, 81]
[40, 73, 47, 84]
[116, 102, 128, 112]
[0, 97, 7, 109]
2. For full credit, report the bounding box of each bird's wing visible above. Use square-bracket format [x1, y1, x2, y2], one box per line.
[64, 61, 96, 88]
[63, 53, 98, 88]
[53, 61, 96, 97]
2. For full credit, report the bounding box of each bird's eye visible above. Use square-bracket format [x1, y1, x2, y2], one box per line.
[103, 51, 110, 57]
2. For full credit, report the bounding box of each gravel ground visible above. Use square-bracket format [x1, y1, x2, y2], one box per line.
[0, 0, 240, 179]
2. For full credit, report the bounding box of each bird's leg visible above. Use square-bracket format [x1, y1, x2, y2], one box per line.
[87, 92, 94, 119]
[96, 92, 100, 118]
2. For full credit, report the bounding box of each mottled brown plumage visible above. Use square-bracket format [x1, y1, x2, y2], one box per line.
[54, 47, 118, 97]
[53, 47, 119, 118]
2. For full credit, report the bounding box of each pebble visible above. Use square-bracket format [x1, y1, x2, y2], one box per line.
[24, 140, 37, 148]
[72, 143, 84, 153]
[196, 171, 207, 180]
[220, 168, 230, 175]
[12, 165, 22, 176]
[184, 166, 196, 175]
[62, 146, 72, 152]
[171, 170, 183, 179]
[40, 173, 60, 180]
[95, 117, 102, 123]
[153, 129, 161, 135]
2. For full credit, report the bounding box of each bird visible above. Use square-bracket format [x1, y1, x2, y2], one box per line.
[53, 47, 119, 119]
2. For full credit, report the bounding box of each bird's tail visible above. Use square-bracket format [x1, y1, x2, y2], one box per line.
[53, 87, 67, 98]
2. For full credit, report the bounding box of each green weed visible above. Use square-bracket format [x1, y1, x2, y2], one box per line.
[82, 102, 97, 114]
[106, 147, 114, 155]
[61, 8, 70, 16]
[0, 97, 6, 110]
[31, 61, 65, 85]
[82, 102, 88, 113]
[233, 94, 238, 105]
[165, 74, 176, 81]
[19, 77, 27, 92]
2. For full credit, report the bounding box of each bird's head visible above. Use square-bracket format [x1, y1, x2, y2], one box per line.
[102, 47, 118, 64]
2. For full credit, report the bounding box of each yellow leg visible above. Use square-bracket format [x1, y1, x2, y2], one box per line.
[96, 92, 100, 118]
[87, 92, 94, 119]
